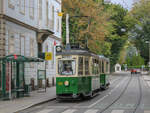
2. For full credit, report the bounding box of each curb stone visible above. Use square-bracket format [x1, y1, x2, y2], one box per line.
[14, 97, 56, 113]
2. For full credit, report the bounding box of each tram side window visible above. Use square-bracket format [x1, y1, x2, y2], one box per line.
[78, 57, 83, 75]
[99, 61, 102, 73]
[96, 60, 99, 74]
[102, 61, 104, 73]
[92, 59, 95, 74]
[106, 62, 108, 72]
[92, 59, 98, 75]
[0, 63, 1, 90]
[58, 60, 76, 75]
[85, 58, 89, 75]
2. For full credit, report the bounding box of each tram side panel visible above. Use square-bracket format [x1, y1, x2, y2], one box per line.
[56, 76, 92, 99]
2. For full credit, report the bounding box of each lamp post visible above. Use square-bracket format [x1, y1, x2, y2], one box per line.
[146, 41, 150, 70]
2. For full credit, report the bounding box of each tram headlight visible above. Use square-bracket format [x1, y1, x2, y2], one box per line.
[64, 81, 69, 86]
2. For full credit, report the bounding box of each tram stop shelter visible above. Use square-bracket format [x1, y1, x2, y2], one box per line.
[0, 55, 44, 100]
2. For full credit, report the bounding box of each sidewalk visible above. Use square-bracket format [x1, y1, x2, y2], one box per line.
[0, 87, 56, 113]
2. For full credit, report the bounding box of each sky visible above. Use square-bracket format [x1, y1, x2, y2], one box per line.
[110, 0, 136, 10]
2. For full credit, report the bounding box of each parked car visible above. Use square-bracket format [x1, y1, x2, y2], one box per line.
[131, 69, 141, 74]
[131, 69, 137, 74]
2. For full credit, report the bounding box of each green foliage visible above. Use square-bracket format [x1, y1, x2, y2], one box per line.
[62, 1, 134, 70]
[130, 0, 150, 63]
[105, 4, 132, 67]
[125, 55, 145, 67]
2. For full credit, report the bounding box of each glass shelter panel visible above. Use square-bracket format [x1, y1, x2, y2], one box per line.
[58, 60, 76, 75]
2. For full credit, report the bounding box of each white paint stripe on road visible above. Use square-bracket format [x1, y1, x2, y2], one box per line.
[36, 109, 53, 113]
[144, 111, 150, 113]
[110, 77, 121, 84]
[147, 81, 150, 87]
[111, 110, 124, 113]
[88, 95, 108, 108]
[61, 109, 76, 113]
[84, 109, 98, 113]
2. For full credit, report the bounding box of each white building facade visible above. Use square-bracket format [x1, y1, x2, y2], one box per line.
[0, 0, 62, 90]
[42, 0, 62, 86]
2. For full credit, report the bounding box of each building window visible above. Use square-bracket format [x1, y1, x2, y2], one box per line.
[20, 35, 25, 56]
[19, 0, 25, 15]
[46, 1, 49, 26]
[39, 0, 42, 20]
[52, 6, 54, 29]
[30, 38, 34, 57]
[56, 16, 59, 32]
[45, 44, 48, 52]
[8, 0, 15, 9]
[8, 32, 15, 54]
[29, 0, 34, 19]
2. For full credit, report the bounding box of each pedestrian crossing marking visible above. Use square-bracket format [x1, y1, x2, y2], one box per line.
[147, 81, 150, 87]
[144, 111, 150, 113]
[84, 109, 98, 113]
[36, 109, 53, 113]
[111, 110, 124, 113]
[61, 109, 76, 113]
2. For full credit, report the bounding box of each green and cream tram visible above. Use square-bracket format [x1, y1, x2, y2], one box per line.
[56, 48, 110, 99]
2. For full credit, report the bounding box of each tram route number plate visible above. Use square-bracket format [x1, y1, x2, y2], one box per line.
[58, 82, 63, 85]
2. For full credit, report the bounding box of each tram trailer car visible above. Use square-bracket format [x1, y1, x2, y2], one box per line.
[56, 48, 110, 100]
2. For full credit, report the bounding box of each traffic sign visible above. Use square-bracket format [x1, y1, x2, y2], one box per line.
[58, 12, 63, 17]
[45, 52, 52, 60]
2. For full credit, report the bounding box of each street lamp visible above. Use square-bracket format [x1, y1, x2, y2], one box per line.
[145, 41, 150, 69]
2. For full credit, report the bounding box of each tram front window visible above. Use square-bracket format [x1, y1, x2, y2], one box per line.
[58, 60, 76, 75]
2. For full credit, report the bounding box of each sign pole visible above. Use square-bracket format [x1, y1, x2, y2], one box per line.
[45, 62, 46, 92]
[9, 62, 12, 100]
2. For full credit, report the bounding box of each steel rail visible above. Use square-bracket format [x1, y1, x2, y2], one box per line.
[99, 74, 133, 113]
[132, 74, 142, 113]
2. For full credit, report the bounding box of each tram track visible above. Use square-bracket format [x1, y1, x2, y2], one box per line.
[132, 74, 142, 113]
[98, 74, 133, 113]
[98, 74, 143, 113]
[18, 75, 130, 113]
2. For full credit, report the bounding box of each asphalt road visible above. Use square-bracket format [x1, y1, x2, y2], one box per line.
[20, 73, 150, 113]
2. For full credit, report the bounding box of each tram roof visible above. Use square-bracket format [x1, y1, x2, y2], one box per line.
[56, 49, 109, 62]
[56, 49, 92, 56]
[0, 55, 44, 62]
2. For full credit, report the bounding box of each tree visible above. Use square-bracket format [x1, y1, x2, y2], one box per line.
[62, 0, 110, 54]
[104, 4, 133, 66]
[62, 1, 134, 70]
[125, 54, 145, 67]
[130, 0, 150, 63]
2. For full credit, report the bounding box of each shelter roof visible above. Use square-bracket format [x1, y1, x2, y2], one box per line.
[0, 55, 44, 62]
